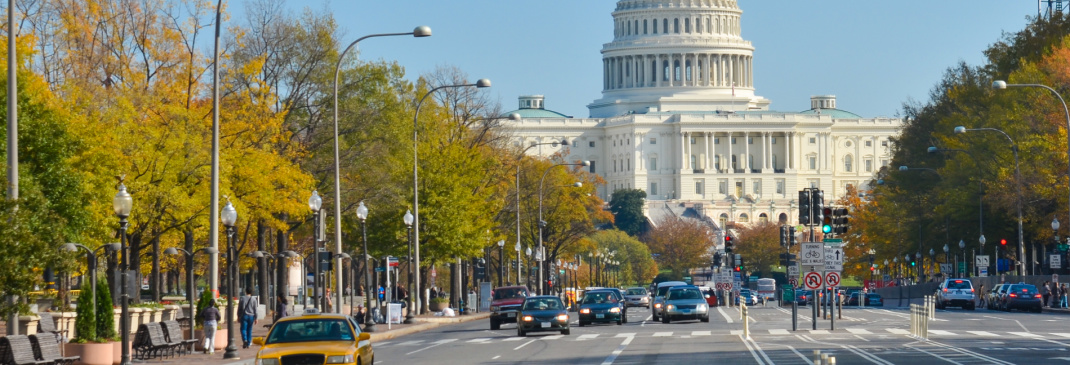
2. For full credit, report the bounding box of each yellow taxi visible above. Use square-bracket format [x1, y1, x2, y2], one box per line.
[252, 310, 372, 365]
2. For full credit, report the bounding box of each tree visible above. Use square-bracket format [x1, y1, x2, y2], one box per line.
[586, 230, 658, 287]
[610, 189, 647, 236]
[644, 215, 714, 279]
[733, 221, 781, 276]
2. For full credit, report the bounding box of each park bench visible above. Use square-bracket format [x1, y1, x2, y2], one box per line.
[0, 335, 50, 365]
[28, 333, 78, 365]
[161, 321, 195, 355]
[33, 316, 62, 342]
[132, 323, 176, 360]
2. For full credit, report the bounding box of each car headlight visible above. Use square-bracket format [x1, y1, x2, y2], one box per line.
[256, 359, 279, 365]
[557, 314, 569, 321]
[654, 303, 662, 308]
[490, 305, 500, 312]
[666, 305, 674, 311]
[522, 315, 534, 322]
[698, 304, 707, 311]
[609, 307, 620, 313]
[580, 308, 591, 314]
[325, 355, 353, 364]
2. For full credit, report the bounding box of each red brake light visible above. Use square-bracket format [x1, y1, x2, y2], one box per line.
[954, 280, 962, 283]
[1022, 289, 1028, 292]
[1036, 294, 1043, 298]
[1009, 293, 1018, 297]
[943, 288, 947, 292]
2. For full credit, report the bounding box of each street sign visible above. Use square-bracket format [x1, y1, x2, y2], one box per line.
[978, 267, 988, 277]
[375, 267, 386, 272]
[387, 256, 399, 267]
[788, 264, 799, 278]
[1060, 244, 1069, 252]
[824, 245, 844, 271]
[789, 278, 799, 287]
[940, 264, 951, 273]
[1052, 254, 1062, 269]
[824, 272, 841, 287]
[975, 255, 990, 267]
[801, 242, 824, 266]
[822, 238, 843, 243]
[804, 271, 823, 290]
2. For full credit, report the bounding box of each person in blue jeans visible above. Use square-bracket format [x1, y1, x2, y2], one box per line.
[238, 287, 259, 348]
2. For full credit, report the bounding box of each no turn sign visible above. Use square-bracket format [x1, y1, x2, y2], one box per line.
[804, 271, 823, 290]
[789, 278, 799, 287]
[825, 272, 841, 287]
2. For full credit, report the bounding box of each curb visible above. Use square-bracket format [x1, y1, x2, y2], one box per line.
[1042, 307, 1070, 315]
[368, 313, 490, 341]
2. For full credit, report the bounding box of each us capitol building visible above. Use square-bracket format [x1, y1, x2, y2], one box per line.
[506, 0, 902, 228]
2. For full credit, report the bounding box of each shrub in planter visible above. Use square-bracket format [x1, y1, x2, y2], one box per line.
[195, 289, 214, 329]
[72, 285, 96, 343]
[96, 277, 117, 341]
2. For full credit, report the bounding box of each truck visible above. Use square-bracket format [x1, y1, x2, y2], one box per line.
[489, 285, 529, 330]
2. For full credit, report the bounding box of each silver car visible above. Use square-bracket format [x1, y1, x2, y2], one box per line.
[651, 281, 687, 321]
[624, 287, 650, 308]
[661, 286, 710, 323]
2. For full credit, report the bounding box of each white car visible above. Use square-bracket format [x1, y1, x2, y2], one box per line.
[935, 278, 976, 310]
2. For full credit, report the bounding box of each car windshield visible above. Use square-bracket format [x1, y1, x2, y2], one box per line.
[656, 285, 678, 297]
[494, 288, 528, 300]
[582, 291, 619, 304]
[626, 288, 646, 295]
[1010, 285, 1038, 295]
[667, 289, 702, 300]
[946, 280, 972, 290]
[266, 319, 354, 344]
[867, 294, 881, 299]
[523, 298, 563, 310]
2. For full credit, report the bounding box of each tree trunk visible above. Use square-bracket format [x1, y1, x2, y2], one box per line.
[152, 235, 161, 302]
[257, 221, 268, 307]
[276, 213, 289, 300]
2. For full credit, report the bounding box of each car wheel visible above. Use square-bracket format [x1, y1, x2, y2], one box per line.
[701, 314, 710, 323]
[490, 318, 500, 330]
[967, 303, 976, 311]
[617, 317, 623, 325]
[578, 320, 586, 327]
[562, 328, 570, 335]
[622, 313, 628, 323]
[652, 313, 659, 321]
[662, 315, 670, 324]
[517, 326, 526, 337]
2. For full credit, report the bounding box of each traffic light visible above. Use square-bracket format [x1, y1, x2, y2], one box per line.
[780, 226, 788, 247]
[734, 265, 741, 272]
[821, 207, 833, 234]
[813, 190, 825, 222]
[725, 234, 734, 252]
[832, 208, 850, 234]
[799, 190, 812, 225]
[713, 253, 722, 266]
[789, 226, 798, 246]
[1000, 238, 1007, 246]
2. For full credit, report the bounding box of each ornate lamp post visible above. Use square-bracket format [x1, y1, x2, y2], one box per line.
[357, 202, 375, 332]
[955, 126, 1024, 276]
[113, 182, 133, 365]
[165, 246, 218, 321]
[403, 209, 415, 324]
[943, 244, 950, 276]
[309, 191, 322, 310]
[221, 201, 239, 359]
[525, 247, 533, 286]
[497, 240, 506, 287]
[959, 239, 967, 277]
[64, 242, 120, 329]
[929, 249, 935, 278]
[537, 162, 589, 294]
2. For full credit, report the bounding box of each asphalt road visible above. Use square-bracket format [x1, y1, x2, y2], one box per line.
[368, 301, 1070, 364]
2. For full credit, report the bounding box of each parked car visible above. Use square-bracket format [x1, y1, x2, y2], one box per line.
[516, 295, 570, 336]
[735, 289, 757, 305]
[795, 290, 812, 306]
[489, 285, 529, 330]
[999, 283, 1042, 313]
[624, 287, 650, 308]
[865, 293, 883, 307]
[935, 278, 976, 310]
[661, 286, 710, 323]
[577, 289, 624, 326]
[651, 281, 687, 321]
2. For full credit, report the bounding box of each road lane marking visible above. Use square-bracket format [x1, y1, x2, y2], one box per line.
[577, 334, 599, 340]
[501, 337, 525, 342]
[467, 338, 492, 343]
[768, 329, 789, 335]
[730, 330, 742, 335]
[405, 339, 456, 356]
[886, 328, 910, 335]
[1010, 331, 1041, 338]
[395, 340, 423, 346]
[853, 334, 870, 342]
[923, 340, 1015, 365]
[692, 330, 712, 336]
[739, 335, 767, 364]
[540, 335, 563, 340]
[1015, 320, 1029, 332]
[615, 333, 636, 338]
[1052, 333, 1070, 338]
[492, 355, 500, 360]
[599, 335, 634, 365]
[653, 332, 672, 337]
[717, 307, 734, 323]
[809, 330, 829, 335]
[928, 330, 955, 336]
[375, 341, 393, 347]
[967, 331, 997, 336]
[843, 344, 894, 365]
[846, 328, 872, 335]
[513, 339, 536, 350]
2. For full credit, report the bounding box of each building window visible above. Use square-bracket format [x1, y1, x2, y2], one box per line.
[809, 180, 819, 188]
[808, 156, 817, 170]
[589, 141, 595, 148]
[881, 159, 888, 167]
[719, 180, 727, 194]
[748, 137, 753, 144]
[684, 18, 690, 33]
[739, 213, 749, 223]
[809, 137, 816, 144]
[627, 158, 631, 171]
[881, 140, 889, 147]
[650, 182, 658, 196]
[865, 159, 873, 172]
[732, 137, 737, 144]
[844, 155, 853, 172]
[748, 155, 754, 170]
[613, 140, 616, 147]
[772, 155, 778, 169]
[695, 180, 704, 195]
[715, 137, 720, 144]
[613, 159, 617, 173]
[776, 180, 784, 194]
[649, 157, 657, 170]
[650, 137, 657, 144]
[719, 213, 728, 228]
[865, 140, 872, 147]
[735, 181, 743, 197]
[772, 137, 777, 144]
[590, 161, 596, 173]
[644, 19, 648, 34]
[663, 19, 668, 34]
[690, 137, 696, 144]
[674, 18, 680, 33]
[759, 213, 769, 223]
[714, 155, 721, 170]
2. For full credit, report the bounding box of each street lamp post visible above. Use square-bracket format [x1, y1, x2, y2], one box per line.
[1055, 218, 1061, 275]
[993, 80, 1070, 243]
[113, 182, 132, 365]
[525, 247, 533, 286]
[64, 243, 120, 329]
[955, 126, 1025, 276]
[513, 139, 562, 290]
[515, 242, 521, 286]
[357, 202, 375, 332]
[959, 240, 967, 277]
[413, 79, 492, 314]
[497, 240, 505, 287]
[943, 244, 950, 276]
[309, 191, 322, 310]
[332, 27, 432, 314]
[403, 209, 415, 324]
[221, 201, 239, 359]
[537, 162, 589, 294]
[165, 246, 219, 322]
[929, 249, 935, 278]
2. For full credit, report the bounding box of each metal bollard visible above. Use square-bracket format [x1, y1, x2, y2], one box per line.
[813, 350, 822, 364]
[829, 356, 836, 365]
[821, 353, 829, 365]
[743, 304, 750, 339]
[930, 295, 935, 319]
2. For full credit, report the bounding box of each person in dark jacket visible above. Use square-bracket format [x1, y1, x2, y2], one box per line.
[201, 300, 221, 354]
[274, 295, 289, 322]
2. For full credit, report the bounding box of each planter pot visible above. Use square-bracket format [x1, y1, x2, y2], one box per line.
[112, 308, 122, 336]
[195, 328, 228, 351]
[429, 301, 448, 312]
[63, 342, 113, 365]
[17, 315, 39, 335]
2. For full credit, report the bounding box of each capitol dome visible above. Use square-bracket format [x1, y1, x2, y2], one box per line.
[588, 0, 770, 117]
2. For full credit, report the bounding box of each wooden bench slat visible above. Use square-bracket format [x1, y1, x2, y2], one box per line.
[28, 333, 78, 365]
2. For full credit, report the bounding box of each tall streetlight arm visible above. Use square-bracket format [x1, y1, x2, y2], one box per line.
[955, 126, 1025, 275]
[536, 160, 589, 295]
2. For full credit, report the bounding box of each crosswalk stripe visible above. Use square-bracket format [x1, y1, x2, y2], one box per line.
[967, 331, 998, 337]
[374, 341, 393, 347]
[396, 340, 423, 346]
[653, 332, 673, 337]
[1009, 332, 1041, 338]
[845, 328, 872, 335]
[730, 330, 742, 335]
[501, 337, 526, 342]
[809, 330, 830, 335]
[540, 335, 564, 340]
[467, 338, 491, 343]
[928, 330, 955, 336]
[768, 329, 790, 335]
[432, 339, 457, 344]
[615, 333, 636, 338]
[577, 334, 599, 340]
[1050, 333, 1070, 338]
[692, 331, 712, 336]
[886, 328, 910, 335]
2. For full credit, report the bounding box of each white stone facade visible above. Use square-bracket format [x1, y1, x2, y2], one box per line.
[507, 0, 902, 228]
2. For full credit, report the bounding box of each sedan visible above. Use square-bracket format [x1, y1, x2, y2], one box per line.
[661, 286, 710, 323]
[577, 290, 624, 326]
[1000, 284, 1042, 313]
[517, 296, 570, 336]
[623, 287, 650, 308]
[252, 312, 372, 365]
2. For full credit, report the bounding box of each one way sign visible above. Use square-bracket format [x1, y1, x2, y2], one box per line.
[824, 244, 844, 271]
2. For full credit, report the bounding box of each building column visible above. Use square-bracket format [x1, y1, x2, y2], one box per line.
[727, 131, 733, 173]
[744, 131, 750, 173]
[680, 132, 687, 170]
[706, 132, 713, 171]
[763, 132, 770, 171]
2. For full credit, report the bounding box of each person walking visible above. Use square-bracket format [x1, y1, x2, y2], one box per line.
[1043, 281, 1052, 308]
[1060, 284, 1068, 308]
[201, 300, 221, 354]
[274, 295, 289, 322]
[978, 284, 986, 309]
[239, 288, 259, 348]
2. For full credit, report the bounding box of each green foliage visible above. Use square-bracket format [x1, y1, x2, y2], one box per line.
[195, 289, 213, 326]
[73, 287, 96, 343]
[95, 277, 116, 341]
[586, 230, 658, 287]
[610, 189, 648, 237]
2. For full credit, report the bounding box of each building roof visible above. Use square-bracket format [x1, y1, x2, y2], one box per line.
[506, 108, 571, 119]
[798, 108, 863, 119]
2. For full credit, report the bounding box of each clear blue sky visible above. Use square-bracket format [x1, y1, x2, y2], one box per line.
[238, 1, 1041, 119]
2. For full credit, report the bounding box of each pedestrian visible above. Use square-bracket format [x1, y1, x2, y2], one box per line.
[978, 284, 986, 309]
[273, 295, 289, 322]
[1043, 281, 1052, 307]
[201, 300, 221, 354]
[326, 288, 334, 313]
[239, 287, 259, 348]
[1061, 284, 1068, 308]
